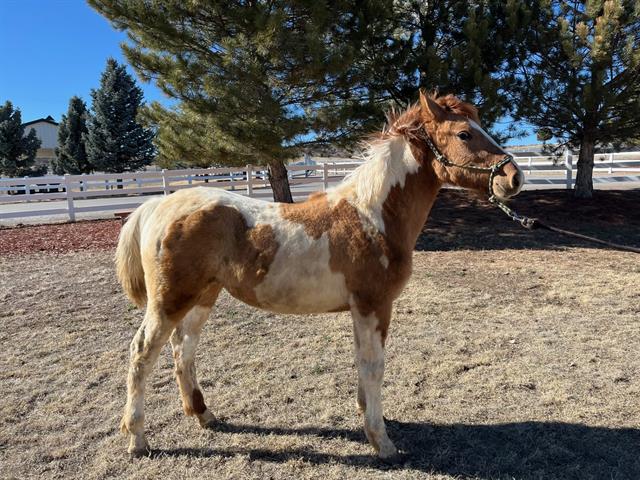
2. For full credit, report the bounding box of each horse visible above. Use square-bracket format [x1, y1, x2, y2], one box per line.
[115, 91, 524, 460]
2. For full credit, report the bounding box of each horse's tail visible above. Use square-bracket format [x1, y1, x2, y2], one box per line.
[115, 197, 161, 308]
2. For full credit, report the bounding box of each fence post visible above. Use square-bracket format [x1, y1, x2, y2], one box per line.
[609, 152, 614, 174]
[162, 169, 170, 195]
[564, 149, 573, 189]
[64, 174, 76, 221]
[246, 164, 253, 197]
[23, 176, 31, 201]
[323, 162, 329, 190]
[527, 157, 532, 174]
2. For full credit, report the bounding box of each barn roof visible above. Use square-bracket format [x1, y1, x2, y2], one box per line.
[23, 115, 58, 127]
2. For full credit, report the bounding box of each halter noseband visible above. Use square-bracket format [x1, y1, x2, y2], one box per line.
[419, 129, 535, 228]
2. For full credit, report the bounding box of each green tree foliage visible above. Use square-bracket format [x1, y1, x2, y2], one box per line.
[89, 0, 523, 202]
[345, 1, 526, 136]
[85, 58, 155, 173]
[143, 103, 231, 169]
[0, 101, 44, 177]
[52, 96, 91, 175]
[510, 0, 640, 198]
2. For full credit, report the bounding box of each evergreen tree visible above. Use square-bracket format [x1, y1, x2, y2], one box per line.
[338, 1, 526, 136]
[0, 101, 43, 177]
[53, 96, 91, 175]
[142, 103, 231, 169]
[510, 0, 640, 198]
[89, 0, 522, 202]
[85, 58, 155, 173]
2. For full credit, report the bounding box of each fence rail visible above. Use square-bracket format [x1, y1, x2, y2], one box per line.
[1, 153, 639, 222]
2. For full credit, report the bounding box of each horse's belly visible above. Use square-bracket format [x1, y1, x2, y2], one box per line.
[253, 272, 349, 314]
[252, 235, 350, 314]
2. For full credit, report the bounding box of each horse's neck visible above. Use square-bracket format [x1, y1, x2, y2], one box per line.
[380, 158, 441, 254]
[330, 136, 440, 253]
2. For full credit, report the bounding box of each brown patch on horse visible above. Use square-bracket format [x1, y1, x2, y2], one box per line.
[280, 196, 388, 315]
[280, 194, 411, 336]
[159, 205, 279, 319]
[191, 388, 207, 415]
[280, 132, 443, 340]
[280, 193, 332, 239]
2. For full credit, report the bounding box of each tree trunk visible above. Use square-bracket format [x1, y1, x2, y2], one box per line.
[267, 160, 293, 203]
[574, 136, 595, 199]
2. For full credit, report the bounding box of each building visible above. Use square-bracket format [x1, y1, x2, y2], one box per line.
[22, 115, 59, 169]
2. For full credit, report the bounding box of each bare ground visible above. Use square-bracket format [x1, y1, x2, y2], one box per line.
[0, 190, 639, 479]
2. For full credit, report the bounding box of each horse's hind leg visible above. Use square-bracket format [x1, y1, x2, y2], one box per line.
[170, 287, 221, 428]
[121, 303, 176, 456]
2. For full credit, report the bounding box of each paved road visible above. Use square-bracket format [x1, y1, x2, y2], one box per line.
[1, 178, 639, 227]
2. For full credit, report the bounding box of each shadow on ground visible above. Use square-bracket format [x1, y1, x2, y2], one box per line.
[418, 189, 640, 251]
[150, 420, 640, 479]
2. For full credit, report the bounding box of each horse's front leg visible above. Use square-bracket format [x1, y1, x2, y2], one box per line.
[351, 300, 398, 460]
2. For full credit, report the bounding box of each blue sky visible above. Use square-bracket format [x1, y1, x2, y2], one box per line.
[0, 0, 536, 146]
[0, 0, 167, 122]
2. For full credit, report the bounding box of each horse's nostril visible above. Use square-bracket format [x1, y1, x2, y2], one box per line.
[511, 174, 521, 189]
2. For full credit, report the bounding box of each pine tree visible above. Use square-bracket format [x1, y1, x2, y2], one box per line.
[89, 1, 522, 202]
[341, 1, 526, 136]
[0, 101, 43, 177]
[142, 103, 232, 169]
[85, 58, 155, 173]
[52, 96, 91, 175]
[510, 0, 640, 198]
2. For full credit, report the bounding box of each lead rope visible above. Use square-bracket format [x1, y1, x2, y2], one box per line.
[421, 132, 640, 254]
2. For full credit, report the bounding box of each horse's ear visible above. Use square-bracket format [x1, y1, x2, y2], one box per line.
[419, 91, 445, 123]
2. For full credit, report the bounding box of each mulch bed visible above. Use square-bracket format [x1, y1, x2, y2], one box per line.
[0, 189, 638, 255]
[0, 219, 121, 255]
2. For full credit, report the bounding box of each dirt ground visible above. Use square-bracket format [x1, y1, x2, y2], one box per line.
[0, 190, 639, 480]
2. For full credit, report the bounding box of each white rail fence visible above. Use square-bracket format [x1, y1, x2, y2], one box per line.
[1, 152, 639, 222]
[0, 163, 362, 222]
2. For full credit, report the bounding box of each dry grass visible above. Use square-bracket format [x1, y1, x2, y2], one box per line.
[1, 246, 639, 480]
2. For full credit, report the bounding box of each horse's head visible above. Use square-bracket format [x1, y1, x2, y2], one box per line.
[418, 91, 523, 200]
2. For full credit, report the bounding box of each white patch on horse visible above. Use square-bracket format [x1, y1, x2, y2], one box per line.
[254, 227, 349, 314]
[379, 254, 389, 269]
[467, 121, 525, 194]
[468, 120, 507, 153]
[190, 190, 349, 314]
[329, 136, 419, 233]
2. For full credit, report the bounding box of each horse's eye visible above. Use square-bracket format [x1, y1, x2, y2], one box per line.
[457, 131, 472, 141]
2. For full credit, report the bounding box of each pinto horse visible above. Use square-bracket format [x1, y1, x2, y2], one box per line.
[116, 91, 524, 460]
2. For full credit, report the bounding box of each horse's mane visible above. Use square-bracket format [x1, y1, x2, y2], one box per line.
[381, 94, 480, 139]
[331, 94, 479, 223]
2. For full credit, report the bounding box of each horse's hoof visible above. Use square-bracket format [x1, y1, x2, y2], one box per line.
[378, 447, 401, 465]
[199, 418, 217, 429]
[128, 446, 151, 459]
[128, 436, 151, 459]
[198, 410, 217, 429]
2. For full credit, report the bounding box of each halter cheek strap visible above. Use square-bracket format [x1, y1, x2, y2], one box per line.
[419, 130, 536, 228]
